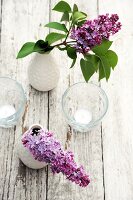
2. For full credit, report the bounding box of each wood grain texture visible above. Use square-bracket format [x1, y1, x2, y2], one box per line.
[47, 0, 104, 200]
[68, 1, 104, 199]
[47, 0, 71, 199]
[0, 0, 49, 199]
[0, 0, 132, 199]
[99, 0, 133, 200]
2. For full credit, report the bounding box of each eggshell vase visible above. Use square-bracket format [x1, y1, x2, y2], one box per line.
[17, 124, 47, 169]
[28, 52, 60, 91]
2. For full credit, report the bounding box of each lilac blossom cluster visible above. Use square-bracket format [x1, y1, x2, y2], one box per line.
[70, 14, 122, 53]
[22, 128, 90, 187]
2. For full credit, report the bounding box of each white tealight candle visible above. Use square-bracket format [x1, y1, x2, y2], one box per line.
[74, 109, 92, 124]
[0, 105, 16, 119]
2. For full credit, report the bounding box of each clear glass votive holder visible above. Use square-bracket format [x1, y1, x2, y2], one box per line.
[62, 82, 108, 132]
[0, 77, 26, 128]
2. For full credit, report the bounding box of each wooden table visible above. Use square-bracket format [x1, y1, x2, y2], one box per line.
[0, 0, 133, 199]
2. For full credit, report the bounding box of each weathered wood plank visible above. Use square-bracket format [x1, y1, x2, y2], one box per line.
[68, 1, 104, 199]
[47, 0, 104, 199]
[0, 0, 49, 199]
[47, 0, 71, 199]
[99, 0, 133, 199]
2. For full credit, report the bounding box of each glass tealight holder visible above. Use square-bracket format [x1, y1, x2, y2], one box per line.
[0, 77, 26, 128]
[62, 82, 108, 132]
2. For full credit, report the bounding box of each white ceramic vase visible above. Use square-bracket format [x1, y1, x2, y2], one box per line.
[17, 124, 47, 169]
[28, 52, 60, 91]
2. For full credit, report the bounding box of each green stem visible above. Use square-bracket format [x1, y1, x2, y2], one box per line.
[52, 18, 74, 49]
[66, 40, 76, 44]
[52, 40, 76, 48]
[65, 21, 73, 42]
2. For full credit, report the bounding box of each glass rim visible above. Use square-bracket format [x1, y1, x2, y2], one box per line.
[0, 77, 26, 122]
[62, 81, 109, 128]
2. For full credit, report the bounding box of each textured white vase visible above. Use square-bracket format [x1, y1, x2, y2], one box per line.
[17, 124, 47, 169]
[28, 52, 60, 91]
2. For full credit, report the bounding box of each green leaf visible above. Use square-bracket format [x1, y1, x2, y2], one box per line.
[98, 50, 118, 81]
[67, 46, 77, 59]
[77, 19, 86, 26]
[61, 11, 69, 22]
[34, 40, 48, 53]
[92, 39, 113, 56]
[73, 4, 78, 13]
[70, 58, 76, 68]
[80, 58, 96, 82]
[34, 40, 54, 54]
[53, 1, 71, 13]
[99, 61, 105, 81]
[45, 32, 66, 45]
[99, 55, 111, 80]
[17, 42, 35, 58]
[84, 54, 100, 71]
[58, 46, 67, 51]
[72, 11, 87, 23]
[105, 50, 118, 69]
[80, 12, 88, 17]
[45, 22, 68, 33]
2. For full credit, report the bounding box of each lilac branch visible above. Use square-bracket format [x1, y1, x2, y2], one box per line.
[22, 128, 90, 187]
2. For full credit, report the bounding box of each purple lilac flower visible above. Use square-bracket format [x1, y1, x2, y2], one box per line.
[70, 14, 122, 54]
[22, 128, 90, 187]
